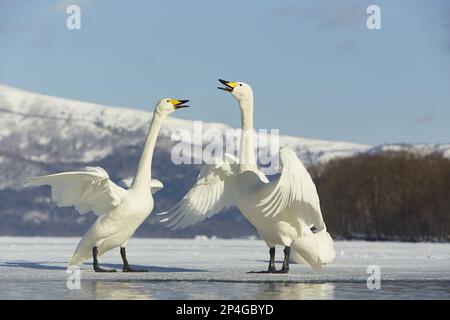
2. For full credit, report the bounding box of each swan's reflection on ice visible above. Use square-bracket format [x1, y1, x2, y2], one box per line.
[74, 280, 335, 300]
[254, 282, 335, 300]
[80, 281, 153, 300]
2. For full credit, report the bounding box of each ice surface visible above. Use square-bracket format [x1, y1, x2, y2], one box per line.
[0, 237, 449, 299]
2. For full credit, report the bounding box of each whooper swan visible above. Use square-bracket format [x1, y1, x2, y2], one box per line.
[26, 98, 189, 272]
[160, 80, 335, 273]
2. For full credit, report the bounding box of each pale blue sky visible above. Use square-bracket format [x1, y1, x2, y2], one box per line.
[1, 0, 449, 144]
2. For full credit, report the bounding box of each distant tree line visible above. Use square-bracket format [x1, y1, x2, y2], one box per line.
[312, 151, 450, 241]
[1, 150, 449, 242]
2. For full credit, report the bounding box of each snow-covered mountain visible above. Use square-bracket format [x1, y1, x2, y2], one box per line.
[367, 143, 450, 158]
[0, 84, 373, 190]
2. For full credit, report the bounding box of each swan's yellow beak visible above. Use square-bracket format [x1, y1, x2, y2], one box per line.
[218, 79, 238, 92]
[170, 99, 190, 109]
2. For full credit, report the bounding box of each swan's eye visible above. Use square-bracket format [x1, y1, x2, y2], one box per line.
[166, 100, 170, 102]
[239, 84, 242, 86]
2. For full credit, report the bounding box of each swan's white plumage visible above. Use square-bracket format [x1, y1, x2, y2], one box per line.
[25, 166, 126, 216]
[118, 177, 164, 194]
[290, 229, 336, 270]
[258, 147, 324, 230]
[25, 98, 185, 268]
[162, 81, 335, 271]
[162, 145, 334, 271]
[162, 154, 238, 230]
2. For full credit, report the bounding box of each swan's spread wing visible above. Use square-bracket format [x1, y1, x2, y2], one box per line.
[160, 155, 238, 230]
[150, 179, 164, 194]
[257, 147, 324, 229]
[117, 177, 134, 189]
[25, 167, 126, 216]
[118, 177, 164, 194]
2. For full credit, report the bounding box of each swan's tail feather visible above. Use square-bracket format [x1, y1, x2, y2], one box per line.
[68, 238, 92, 267]
[290, 229, 336, 271]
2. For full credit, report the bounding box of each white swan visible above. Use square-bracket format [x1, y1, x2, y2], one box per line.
[160, 80, 335, 273]
[25, 98, 189, 272]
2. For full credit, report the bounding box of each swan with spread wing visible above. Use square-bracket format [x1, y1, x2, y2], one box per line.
[25, 98, 189, 272]
[160, 80, 335, 273]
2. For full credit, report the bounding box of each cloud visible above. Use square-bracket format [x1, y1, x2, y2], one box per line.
[0, 0, 90, 48]
[0, 6, 39, 46]
[0, 1, 56, 49]
[271, 0, 371, 29]
[438, 3, 450, 52]
[270, 0, 370, 52]
[415, 112, 437, 125]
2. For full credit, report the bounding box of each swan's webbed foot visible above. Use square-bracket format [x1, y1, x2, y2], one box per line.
[247, 247, 277, 273]
[249, 246, 290, 274]
[120, 247, 148, 272]
[247, 268, 277, 274]
[122, 265, 148, 273]
[92, 247, 117, 272]
[274, 267, 289, 274]
[94, 266, 117, 273]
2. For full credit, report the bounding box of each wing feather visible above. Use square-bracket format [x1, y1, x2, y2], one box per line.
[25, 167, 126, 216]
[161, 155, 238, 230]
[257, 147, 325, 230]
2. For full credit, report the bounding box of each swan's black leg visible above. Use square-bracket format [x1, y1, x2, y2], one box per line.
[268, 247, 276, 273]
[275, 246, 290, 274]
[121, 247, 148, 272]
[92, 247, 116, 272]
[248, 247, 276, 273]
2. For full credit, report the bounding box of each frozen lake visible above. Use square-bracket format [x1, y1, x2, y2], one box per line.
[0, 237, 449, 299]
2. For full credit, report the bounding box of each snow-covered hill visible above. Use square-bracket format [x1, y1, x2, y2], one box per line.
[0, 84, 374, 189]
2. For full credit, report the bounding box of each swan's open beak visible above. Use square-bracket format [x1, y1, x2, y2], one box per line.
[171, 99, 190, 109]
[218, 79, 237, 92]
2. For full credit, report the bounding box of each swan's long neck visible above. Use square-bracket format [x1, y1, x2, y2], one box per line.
[238, 97, 257, 173]
[132, 112, 165, 189]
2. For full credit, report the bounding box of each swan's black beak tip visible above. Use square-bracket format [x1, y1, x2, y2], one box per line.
[172, 99, 190, 109]
[217, 79, 234, 92]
